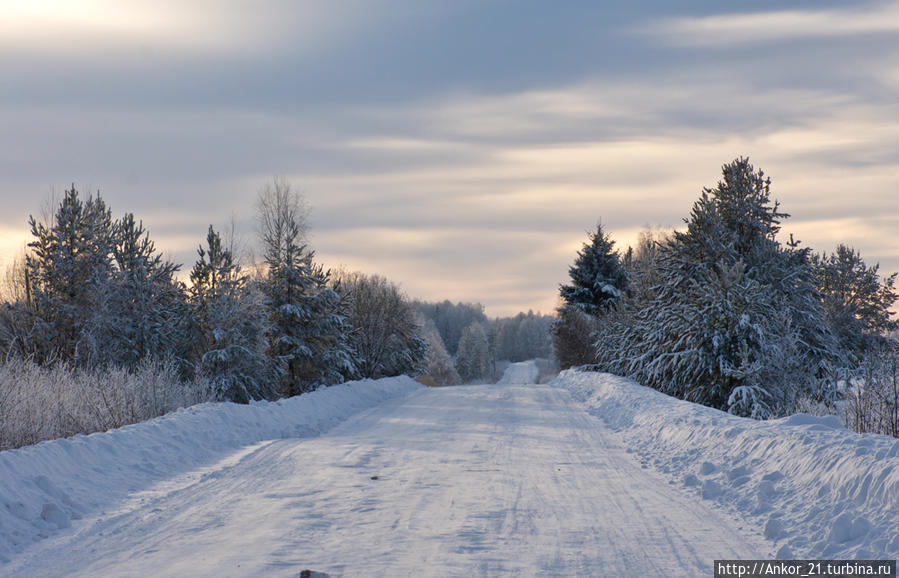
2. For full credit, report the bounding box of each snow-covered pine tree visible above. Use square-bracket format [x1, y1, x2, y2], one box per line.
[334, 271, 428, 380]
[95, 213, 189, 368]
[25, 186, 115, 364]
[280, 260, 357, 392]
[610, 158, 837, 417]
[455, 321, 491, 383]
[190, 225, 278, 402]
[814, 244, 898, 363]
[559, 223, 628, 316]
[258, 179, 357, 396]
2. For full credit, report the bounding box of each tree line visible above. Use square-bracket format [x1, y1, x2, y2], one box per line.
[414, 301, 554, 384]
[0, 180, 432, 406]
[0, 179, 556, 449]
[554, 158, 898, 433]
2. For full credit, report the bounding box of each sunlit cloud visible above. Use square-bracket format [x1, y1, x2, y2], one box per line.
[644, 1, 899, 46]
[0, 0, 376, 60]
[2, 1, 898, 315]
[314, 226, 577, 316]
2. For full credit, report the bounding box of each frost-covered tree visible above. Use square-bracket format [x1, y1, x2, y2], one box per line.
[494, 311, 554, 362]
[814, 244, 898, 363]
[24, 186, 115, 364]
[190, 225, 278, 402]
[414, 300, 488, 356]
[455, 321, 491, 383]
[334, 271, 427, 379]
[604, 158, 837, 417]
[258, 179, 356, 395]
[93, 213, 188, 368]
[559, 223, 628, 316]
[419, 317, 461, 385]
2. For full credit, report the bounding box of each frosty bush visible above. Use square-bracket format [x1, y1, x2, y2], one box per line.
[844, 349, 899, 438]
[0, 358, 215, 451]
[334, 271, 427, 380]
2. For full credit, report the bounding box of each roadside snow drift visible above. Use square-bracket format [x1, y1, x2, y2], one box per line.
[0, 376, 422, 563]
[555, 370, 899, 560]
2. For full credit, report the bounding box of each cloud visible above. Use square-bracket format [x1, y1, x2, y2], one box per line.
[0, 0, 390, 63]
[644, 1, 899, 47]
[301, 74, 899, 313]
[3, 2, 898, 316]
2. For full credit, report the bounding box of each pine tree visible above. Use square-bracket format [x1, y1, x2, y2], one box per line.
[814, 244, 898, 362]
[25, 186, 114, 364]
[98, 213, 188, 368]
[554, 223, 628, 370]
[258, 179, 357, 395]
[190, 225, 278, 402]
[608, 158, 837, 417]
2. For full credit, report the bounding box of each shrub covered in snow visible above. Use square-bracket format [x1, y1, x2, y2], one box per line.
[844, 349, 899, 437]
[0, 358, 215, 451]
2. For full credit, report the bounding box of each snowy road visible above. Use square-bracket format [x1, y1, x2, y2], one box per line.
[8, 383, 766, 577]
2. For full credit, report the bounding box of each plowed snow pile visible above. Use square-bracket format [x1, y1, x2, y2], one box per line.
[556, 369, 899, 560]
[0, 376, 422, 563]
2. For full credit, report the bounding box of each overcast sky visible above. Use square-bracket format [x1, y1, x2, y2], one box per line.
[2, 1, 898, 316]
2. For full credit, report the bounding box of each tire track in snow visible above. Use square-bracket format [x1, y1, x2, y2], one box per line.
[7, 384, 766, 577]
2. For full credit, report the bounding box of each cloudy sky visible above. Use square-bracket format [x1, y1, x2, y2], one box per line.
[2, 1, 898, 316]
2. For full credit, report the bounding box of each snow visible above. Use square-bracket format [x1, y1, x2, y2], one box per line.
[557, 370, 899, 561]
[4, 381, 765, 577]
[496, 360, 539, 384]
[0, 376, 422, 565]
[2, 368, 897, 575]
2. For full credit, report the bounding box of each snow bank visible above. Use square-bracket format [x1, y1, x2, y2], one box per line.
[0, 376, 422, 563]
[555, 370, 899, 560]
[497, 360, 539, 384]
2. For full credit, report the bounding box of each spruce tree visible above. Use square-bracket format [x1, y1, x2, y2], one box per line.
[559, 223, 628, 316]
[554, 223, 628, 369]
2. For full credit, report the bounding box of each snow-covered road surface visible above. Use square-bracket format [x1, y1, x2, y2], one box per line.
[7, 383, 766, 577]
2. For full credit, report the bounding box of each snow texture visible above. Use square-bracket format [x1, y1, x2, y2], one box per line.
[4, 381, 764, 577]
[2, 368, 897, 575]
[558, 370, 899, 560]
[496, 360, 539, 385]
[0, 376, 422, 564]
